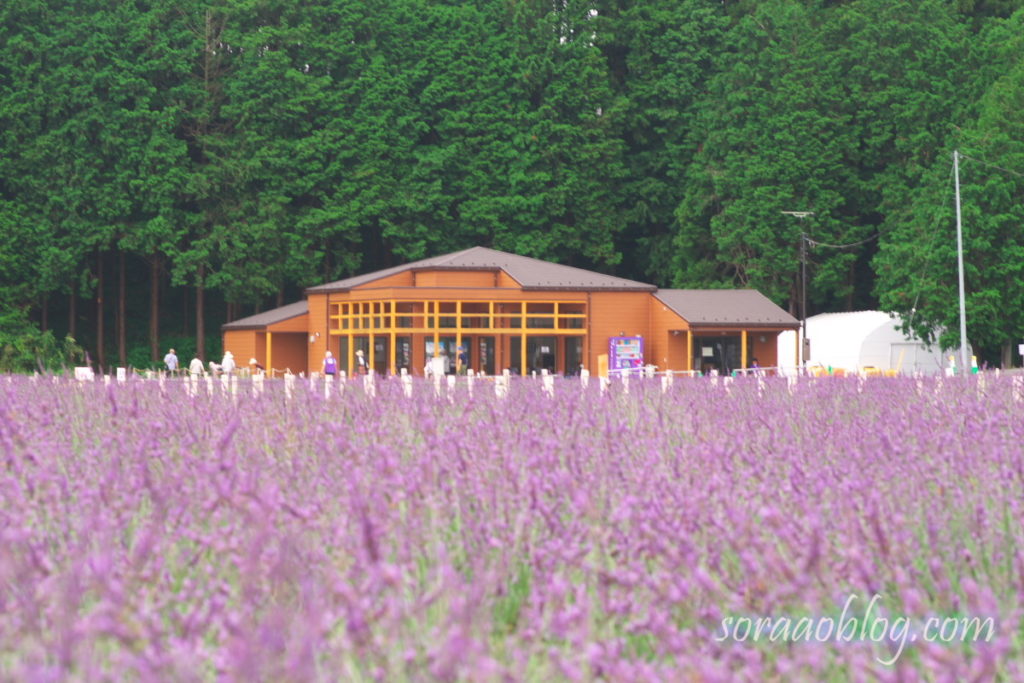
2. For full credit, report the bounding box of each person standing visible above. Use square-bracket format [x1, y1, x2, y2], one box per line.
[164, 348, 179, 374]
[322, 351, 338, 378]
[355, 349, 369, 375]
[457, 346, 469, 375]
[221, 351, 236, 375]
[188, 355, 205, 377]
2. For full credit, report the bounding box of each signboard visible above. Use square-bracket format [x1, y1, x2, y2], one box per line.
[609, 336, 644, 374]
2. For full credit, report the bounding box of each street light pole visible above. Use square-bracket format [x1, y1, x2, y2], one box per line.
[953, 150, 970, 373]
[801, 230, 808, 367]
[782, 211, 814, 369]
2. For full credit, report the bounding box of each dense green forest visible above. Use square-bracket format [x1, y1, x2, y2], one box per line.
[2, 0, 1023, 370]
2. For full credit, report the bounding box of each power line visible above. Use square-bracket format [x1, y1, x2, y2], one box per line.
[958, 153, 1024, 179]
[805, 233, 879, 249]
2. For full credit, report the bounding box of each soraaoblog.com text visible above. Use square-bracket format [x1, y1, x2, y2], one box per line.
[714, 594, 995, 665]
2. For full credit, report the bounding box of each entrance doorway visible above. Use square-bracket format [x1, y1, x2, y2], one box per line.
[564, 337, 583, 375]
[424, 337, 457, 374]
[528, 336, 557, 375]
[693, 335, 744, 375]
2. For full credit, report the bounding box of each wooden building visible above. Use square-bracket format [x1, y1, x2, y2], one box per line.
[222, 247, 798, 376]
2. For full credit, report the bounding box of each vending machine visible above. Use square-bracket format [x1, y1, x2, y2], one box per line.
[609, 336, 644, 375]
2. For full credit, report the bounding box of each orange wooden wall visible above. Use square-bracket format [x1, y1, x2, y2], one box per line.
[647, 298, 690, 371]
[268, 313, 309, 334]
[412, 271, 496, 288]
[369, 271, 415, 288]
[748, 333, 779, 369]
[587, 292, 652, 371]
[269, 333, 308, 375]
[223, 330, 257, 365]
[306, 294, 329, 374]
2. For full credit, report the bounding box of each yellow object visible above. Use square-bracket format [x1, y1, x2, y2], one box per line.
[597, 354, 609, 379]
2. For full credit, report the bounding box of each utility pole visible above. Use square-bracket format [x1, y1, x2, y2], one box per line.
[953, 150, 970, 374]
[782, 211, 814, 369]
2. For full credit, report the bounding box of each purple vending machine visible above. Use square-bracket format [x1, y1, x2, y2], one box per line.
[609, 336, 644, 376]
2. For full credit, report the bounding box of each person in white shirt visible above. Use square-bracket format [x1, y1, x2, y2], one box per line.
[188, 356, 205, 376]
[163, 348, 179, 374]
[221, 351, 236, 375]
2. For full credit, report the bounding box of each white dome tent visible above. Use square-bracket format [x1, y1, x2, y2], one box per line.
[777, 311, 960, 375]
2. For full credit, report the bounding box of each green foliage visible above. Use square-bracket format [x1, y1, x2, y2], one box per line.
[2, 0, 1024, 365]
[0, 308, 84, 373]
[875, 8, 1024, 362]
[126, 334, 222, 371]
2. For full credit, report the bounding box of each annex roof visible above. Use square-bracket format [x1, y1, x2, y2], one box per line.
[655, 289, 799, 328]
[221, 300, 308, 331]
[305, 246, 656, 293]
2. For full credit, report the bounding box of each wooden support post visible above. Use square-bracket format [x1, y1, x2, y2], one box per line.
[384, 300, 395, 374]
[686, 331, 693, 372]
[348, 332, 354, 375]
[456, 300, 463, 373]
[520, 301, 527, 374]
[433, 300, 439, 357]
[521, 334, 527, 376]
[390, 331, 397, 375]
[267, 331, 273, 377]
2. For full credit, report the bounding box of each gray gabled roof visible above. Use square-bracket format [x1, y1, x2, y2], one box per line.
[306, 246, 656, 293]
[221, 300, 308, 331]
[655, 289, 799, 327]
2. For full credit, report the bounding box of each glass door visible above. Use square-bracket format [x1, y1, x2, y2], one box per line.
[527, 336, 557, 375]
[476, 336, 495, 375]
[564, 337, 583, 376]
[693, 336, 742, 375]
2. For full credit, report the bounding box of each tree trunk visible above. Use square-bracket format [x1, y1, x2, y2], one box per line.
[1002, 341, 1013, 369]
[150, 256, 160, 363]
[118, 250, 126, 367]
[277, 287, 284, 308]
[196, 265, 206, 361]
[40, 295, 48, 333]
[96, 252, 106, 370]
[69, 290, 77, 340]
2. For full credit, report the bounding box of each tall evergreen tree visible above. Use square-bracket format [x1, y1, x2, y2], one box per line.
[875, 9, 1024, 364]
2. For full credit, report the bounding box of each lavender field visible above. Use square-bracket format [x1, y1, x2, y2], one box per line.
[2, 374, 1022, 681]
